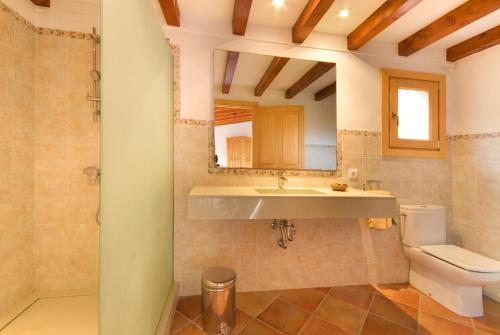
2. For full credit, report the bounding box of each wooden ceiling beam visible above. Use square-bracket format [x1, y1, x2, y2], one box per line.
[30, 0, 50, 7]
[233, 0, 253, 35]
[158, 0, 181, 26]
[292, 0, 336, 44]
[399, 0, 500, 56]
[285, 62, 336, 99]
[254, 57, 290, 96]
[222, 51, 240, 94]
[348, 0, 422, 50]
[447, 25, 500, 62]
[314, 82, 336, 101]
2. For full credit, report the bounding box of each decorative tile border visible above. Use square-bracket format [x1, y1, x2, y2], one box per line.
[449, 132, 500, 140]
[175, 118, 211, 126]
[339, 129, 380, 137]
[36, 27, 94, 40]
[0, 1, 95, 39]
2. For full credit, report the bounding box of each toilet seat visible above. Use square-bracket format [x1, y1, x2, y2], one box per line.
[420, 244, 500, 273]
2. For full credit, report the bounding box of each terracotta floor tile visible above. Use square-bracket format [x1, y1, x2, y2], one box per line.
[315, 287, 332, 294]
[420, 294, 472, 327]
[176, 323, 207, 335]
[330, 286, 374, 310]
[193, 308, 251, 334]
[177, 296, 202, 320]
[236, 292, 276, 317]
[232, 309, 253, 334]
[279, 288, 326, 312]
[474, 329, 497, 335]
[171, 312, 191, 334]
[361, 314, 415, 335]
[484, 296, 500, 317]
[299, 316, 348, 335]
[354, 285, 377, 293]
[257, 299, 310, 335]
[266, 290, 283, 297]
[369, 295, 418, 331]
[238, 319, 282, 335]
[374, 283, 420, 308]
[316, 295, 367, 333]
[420, 312, 474, 335]
[474, 313, 500, 335]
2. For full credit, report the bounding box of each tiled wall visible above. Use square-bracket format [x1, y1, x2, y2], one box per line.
[174, 125, 453, 296]
[451, 136, 500, 300]
[0, 2, 99, 312]
[0, 4, 36, 314]
[33, 33, 99, 291]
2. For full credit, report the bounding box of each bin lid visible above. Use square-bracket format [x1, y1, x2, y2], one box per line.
[202, 267, 236, 289]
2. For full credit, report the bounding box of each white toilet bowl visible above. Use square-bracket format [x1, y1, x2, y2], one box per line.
[400, 205, 500, 317]
[404, 245, 500, 317]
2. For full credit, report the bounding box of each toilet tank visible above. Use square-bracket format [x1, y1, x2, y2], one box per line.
[400, 205, 446, 247]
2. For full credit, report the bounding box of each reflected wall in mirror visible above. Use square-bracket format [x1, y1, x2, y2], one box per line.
[213, 50, 337, 171]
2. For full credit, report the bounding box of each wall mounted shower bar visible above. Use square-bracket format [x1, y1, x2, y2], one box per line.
[87, 26, 101, 121]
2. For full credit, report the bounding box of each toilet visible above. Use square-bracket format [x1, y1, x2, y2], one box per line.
[400, 205, 500, 317]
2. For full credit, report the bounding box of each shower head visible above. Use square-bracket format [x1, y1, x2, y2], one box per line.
[90, 70, 100, 81]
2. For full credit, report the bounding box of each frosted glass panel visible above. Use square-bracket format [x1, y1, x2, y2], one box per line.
[397, 89, 429, 140]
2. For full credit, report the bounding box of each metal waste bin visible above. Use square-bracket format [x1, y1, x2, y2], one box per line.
[201, 267, 236, 335]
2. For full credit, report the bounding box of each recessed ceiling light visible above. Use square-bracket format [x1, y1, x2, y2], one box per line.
[273, 0, 285, 8]
[338, 8, 350, 18]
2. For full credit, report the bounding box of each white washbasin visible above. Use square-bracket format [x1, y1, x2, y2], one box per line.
[188, 186, 397, 220]
[254, 188, 324, 195]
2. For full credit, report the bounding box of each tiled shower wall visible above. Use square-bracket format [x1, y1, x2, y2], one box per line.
[451, 136, 500, 300]
[33, 33, 99, 291]
[0, 4, 36, 314]
[0, 2, 99, 312]
[174, 124, 453, 296]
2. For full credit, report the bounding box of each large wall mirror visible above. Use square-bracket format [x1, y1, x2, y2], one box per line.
[213, 49, 337, 171]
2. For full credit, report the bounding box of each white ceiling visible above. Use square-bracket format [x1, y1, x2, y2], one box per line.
[179, 0, 500, 50]
[214, 49, 336, 96]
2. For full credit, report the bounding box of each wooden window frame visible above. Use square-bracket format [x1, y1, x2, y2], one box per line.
[381, 68, 446, 159]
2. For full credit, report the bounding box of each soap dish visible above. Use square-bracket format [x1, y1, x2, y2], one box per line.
[331, 183, 348, 192]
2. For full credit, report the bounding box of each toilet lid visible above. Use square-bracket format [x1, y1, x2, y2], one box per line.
[420, 245, 500, 273]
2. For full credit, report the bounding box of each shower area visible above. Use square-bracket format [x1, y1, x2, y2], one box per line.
[0, 1, 101, 333]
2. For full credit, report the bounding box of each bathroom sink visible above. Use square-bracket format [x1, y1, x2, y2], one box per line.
[254, 188, 325, 195]
[188, 186, 397, 220]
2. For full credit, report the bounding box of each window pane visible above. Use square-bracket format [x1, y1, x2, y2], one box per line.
[397, 88, 429, 140]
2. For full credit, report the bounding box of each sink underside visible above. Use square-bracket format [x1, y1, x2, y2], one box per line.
[254, 188, 325, 195]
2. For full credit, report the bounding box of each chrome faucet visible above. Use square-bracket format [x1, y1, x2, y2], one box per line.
[278, 173, 288, 190]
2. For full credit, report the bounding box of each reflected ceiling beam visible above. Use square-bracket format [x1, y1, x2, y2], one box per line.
[214, 107, 253, 126]
[292, 0, 336, 44]
[233, 0, 253, 35]
[30, 0, 50, 7]
[347, 0, 422, 50]
[158, 0, 181, 26]
[222, 51, 240, 94]
[285, 62, 336, 99]
[254, 57, 290, 96]
[315, 82, 336, 101]
[447, 25, 500, 62]
[399, 0, 500, 56]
